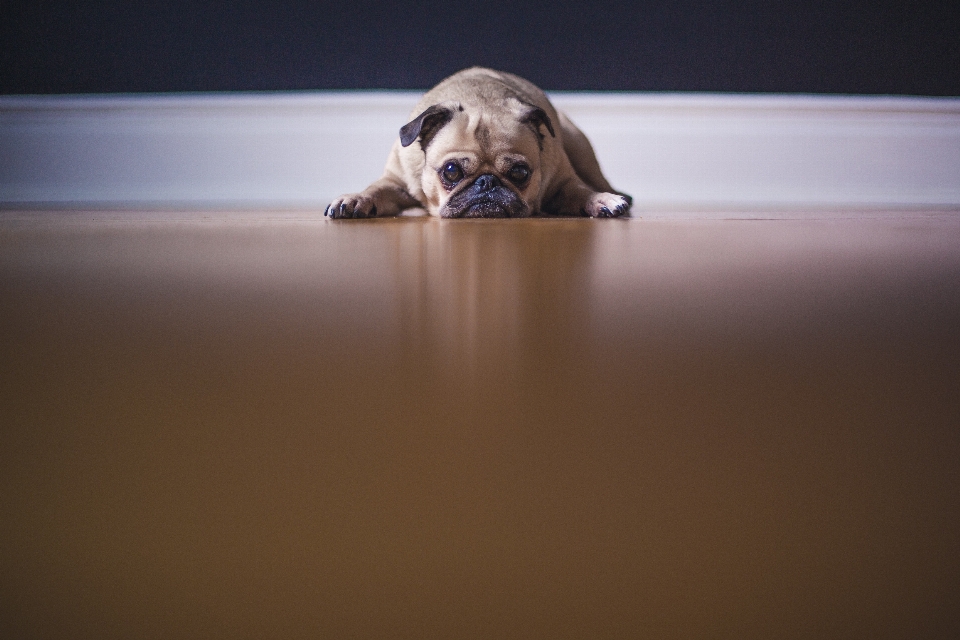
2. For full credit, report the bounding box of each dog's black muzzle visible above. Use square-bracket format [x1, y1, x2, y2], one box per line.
[442, 174, 529, 218]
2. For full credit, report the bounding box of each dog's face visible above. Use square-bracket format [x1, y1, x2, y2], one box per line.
[400, 99, 555, 218]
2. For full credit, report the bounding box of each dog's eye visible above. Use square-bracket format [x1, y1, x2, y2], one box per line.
[441, 161, 463, 185]
[507, 164, 530, 184]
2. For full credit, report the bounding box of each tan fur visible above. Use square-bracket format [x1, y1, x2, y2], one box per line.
[326, 67, 630, 219]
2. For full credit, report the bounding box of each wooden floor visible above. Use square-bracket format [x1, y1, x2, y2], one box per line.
[2, 211, 959, 638]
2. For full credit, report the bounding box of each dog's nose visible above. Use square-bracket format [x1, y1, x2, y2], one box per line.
[473, 174, 501, 192]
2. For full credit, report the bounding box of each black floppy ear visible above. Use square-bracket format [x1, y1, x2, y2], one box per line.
[521, 106, 556, 141]
[399, 104, 455, 148]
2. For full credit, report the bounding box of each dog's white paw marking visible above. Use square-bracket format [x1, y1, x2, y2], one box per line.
[584, 192, 630, 218]
[325, 195, 378, 219]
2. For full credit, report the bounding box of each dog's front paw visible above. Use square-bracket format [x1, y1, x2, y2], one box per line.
[584, 192, 630, 218]
[325, 194, 378, 219]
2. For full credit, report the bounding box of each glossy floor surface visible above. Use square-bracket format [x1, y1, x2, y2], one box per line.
[2, 211, 960, 638]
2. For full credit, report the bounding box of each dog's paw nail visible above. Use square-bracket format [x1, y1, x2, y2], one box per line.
[369, 205, 377, 217]
[600, 206, 611, 217]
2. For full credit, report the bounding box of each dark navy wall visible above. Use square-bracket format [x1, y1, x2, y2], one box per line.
[2, 1, 958, 95]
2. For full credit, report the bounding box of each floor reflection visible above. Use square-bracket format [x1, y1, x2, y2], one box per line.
[384, 218, 596, 385]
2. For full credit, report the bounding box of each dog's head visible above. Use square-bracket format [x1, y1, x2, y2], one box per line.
[399, 99, 555, 218]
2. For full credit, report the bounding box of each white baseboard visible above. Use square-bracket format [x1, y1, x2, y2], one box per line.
[2, 92, 958, 210]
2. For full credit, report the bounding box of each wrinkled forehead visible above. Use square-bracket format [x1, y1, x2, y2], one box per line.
[427, 107, 540, 161]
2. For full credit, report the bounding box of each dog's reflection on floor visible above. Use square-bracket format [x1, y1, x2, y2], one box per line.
[381, 219, 596, 385]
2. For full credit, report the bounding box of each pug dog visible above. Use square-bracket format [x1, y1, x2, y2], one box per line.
[325, 67, 631, 219]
